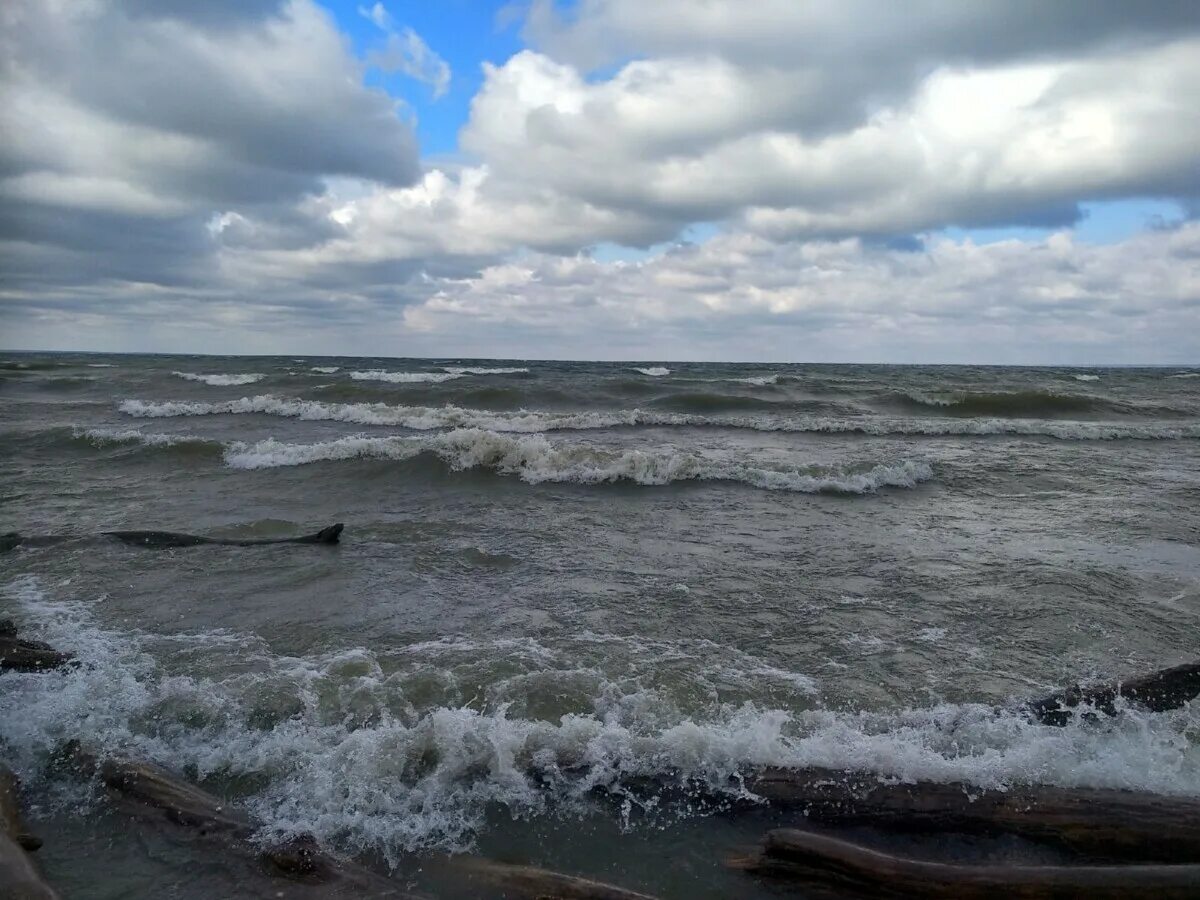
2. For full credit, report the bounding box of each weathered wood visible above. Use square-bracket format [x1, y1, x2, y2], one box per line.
[63, 745, 417, 897]
[450, 856, 660, 900]
[734, 828, 1200, 898]
[741, 767, 1200, 861]
[0, 622, 74, 673]
[0, 764, 59, 900]
[1028, 659, 1200, 725]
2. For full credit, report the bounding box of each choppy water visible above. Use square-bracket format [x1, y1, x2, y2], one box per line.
[2, 352, 1199, 898]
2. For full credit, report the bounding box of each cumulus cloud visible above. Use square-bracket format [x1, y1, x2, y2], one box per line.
[1, 0, 1198, 361]
[0, 0, 418, 290]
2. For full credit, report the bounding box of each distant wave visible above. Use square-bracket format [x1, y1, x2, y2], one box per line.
[118, 394, 1200, 440]
[86, 363, 117, 368]
[1168, 372, 1200, 379]
[632, 367, 671, 376]
[172, 371, 265, 386]
[223, 429, 934, 494]
[1072, 374, 1101, 382]
[886, 389, 1170, 418]
[349, 370, 465, 384]
[310, 366, 340, 374]
[443, 366, 530, 375]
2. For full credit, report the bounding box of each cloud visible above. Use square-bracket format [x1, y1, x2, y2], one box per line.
[2, 0, 1198, 361]
[7, 222, 1198, 364]
[361, 4, 452, 99]
[0, 0, 419, 292]
[458, 40, 1200, 243]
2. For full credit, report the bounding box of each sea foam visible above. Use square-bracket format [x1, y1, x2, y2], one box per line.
[3, 576, 1197, 860]
[172, 372, 265, 386]
[349, 370, 465, 383]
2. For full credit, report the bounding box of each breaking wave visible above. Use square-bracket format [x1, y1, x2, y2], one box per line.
[1072, 374, 1101, 382]
[118, 395, 1200, 440]
[3, 576, 1197, 860]
[172, 372, 265, 386]
[310, 366, 340, 374]
[632, 367, 671, 377]
[443, 366, 530, 375]
[349, 370, 465, 384]
[223, 429, 935, 494]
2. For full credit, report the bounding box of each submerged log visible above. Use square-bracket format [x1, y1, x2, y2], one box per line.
[1027, 659, 1200, 725]
[0, 764, 60, 900]
[741, 767, 1200, 861]
[449, 856, 660, 900]
[0, 621, 74, 673]
[1, 764, 44, 851]
[733, 828, 1200, 898]
[62, 745, 415, 897]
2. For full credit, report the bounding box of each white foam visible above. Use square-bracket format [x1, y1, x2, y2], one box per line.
[349, 370, 465, 383]
[172, 372, 265, 386]
[118, 395, 1200, 441]
[3, 576, 1197, 861]
[442, 366, 530, 375]
[1072, 374, 1101, 382]
[223, 428, 934, 494]
[310, 366, 340, 374]
[632, 367, 671, 376]
[733, 375, 779, 385]
[1168, 372, 1200, 378]
[86, 363, 117, 368]
[74, 427, 202, 449]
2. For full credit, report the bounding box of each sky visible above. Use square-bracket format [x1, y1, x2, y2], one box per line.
[1, 1, 1198, 363]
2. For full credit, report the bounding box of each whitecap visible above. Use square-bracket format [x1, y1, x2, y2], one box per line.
[172, 372, 265, 386]
[349, 370, 465, 384]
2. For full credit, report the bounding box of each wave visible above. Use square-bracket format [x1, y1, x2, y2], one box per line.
[647, 391, 827, 414]
[310, 366, 340, 374]
[887, 389, 1169, 418]
[118, 395, 1200, 440]
[443, 366, 530, 375]
[86, 364, 117, 369]
[1072, 374, 1101, 382]
[349, 370, 465, 384]
[70, 427, 223, 459]
[3, 576, 1196, 859]
[172, 372, 265, 386]
[632, 367, 671, 376]
[223, 429, 935, 494]
[1169, 372, 1200, 379]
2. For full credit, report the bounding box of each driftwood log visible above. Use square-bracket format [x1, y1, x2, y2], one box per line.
[0, 763, 60, 900]
[63, 744, 417, 898]
[1027, 659, 1200, 725]
[732, 828, 1200, 898]
[448, 856, 660, 900]
[738, 767, 1200, 861]
[0, 620, 74, 673]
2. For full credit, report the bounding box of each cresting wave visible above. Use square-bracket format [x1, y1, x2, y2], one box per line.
[118, 394, 1200, 440]
[888, 389, 1171, 418]
[223, 429, 935, 494]
[349, 370, 464, 383]
[3, 577, 1197, 859]
[443, 366, 530, 375]
[632, 367, 671, 376]
[172, 371, 265, 386]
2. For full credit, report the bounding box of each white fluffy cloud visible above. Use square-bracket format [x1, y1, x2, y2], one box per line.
[2, 0, 1198, 360]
